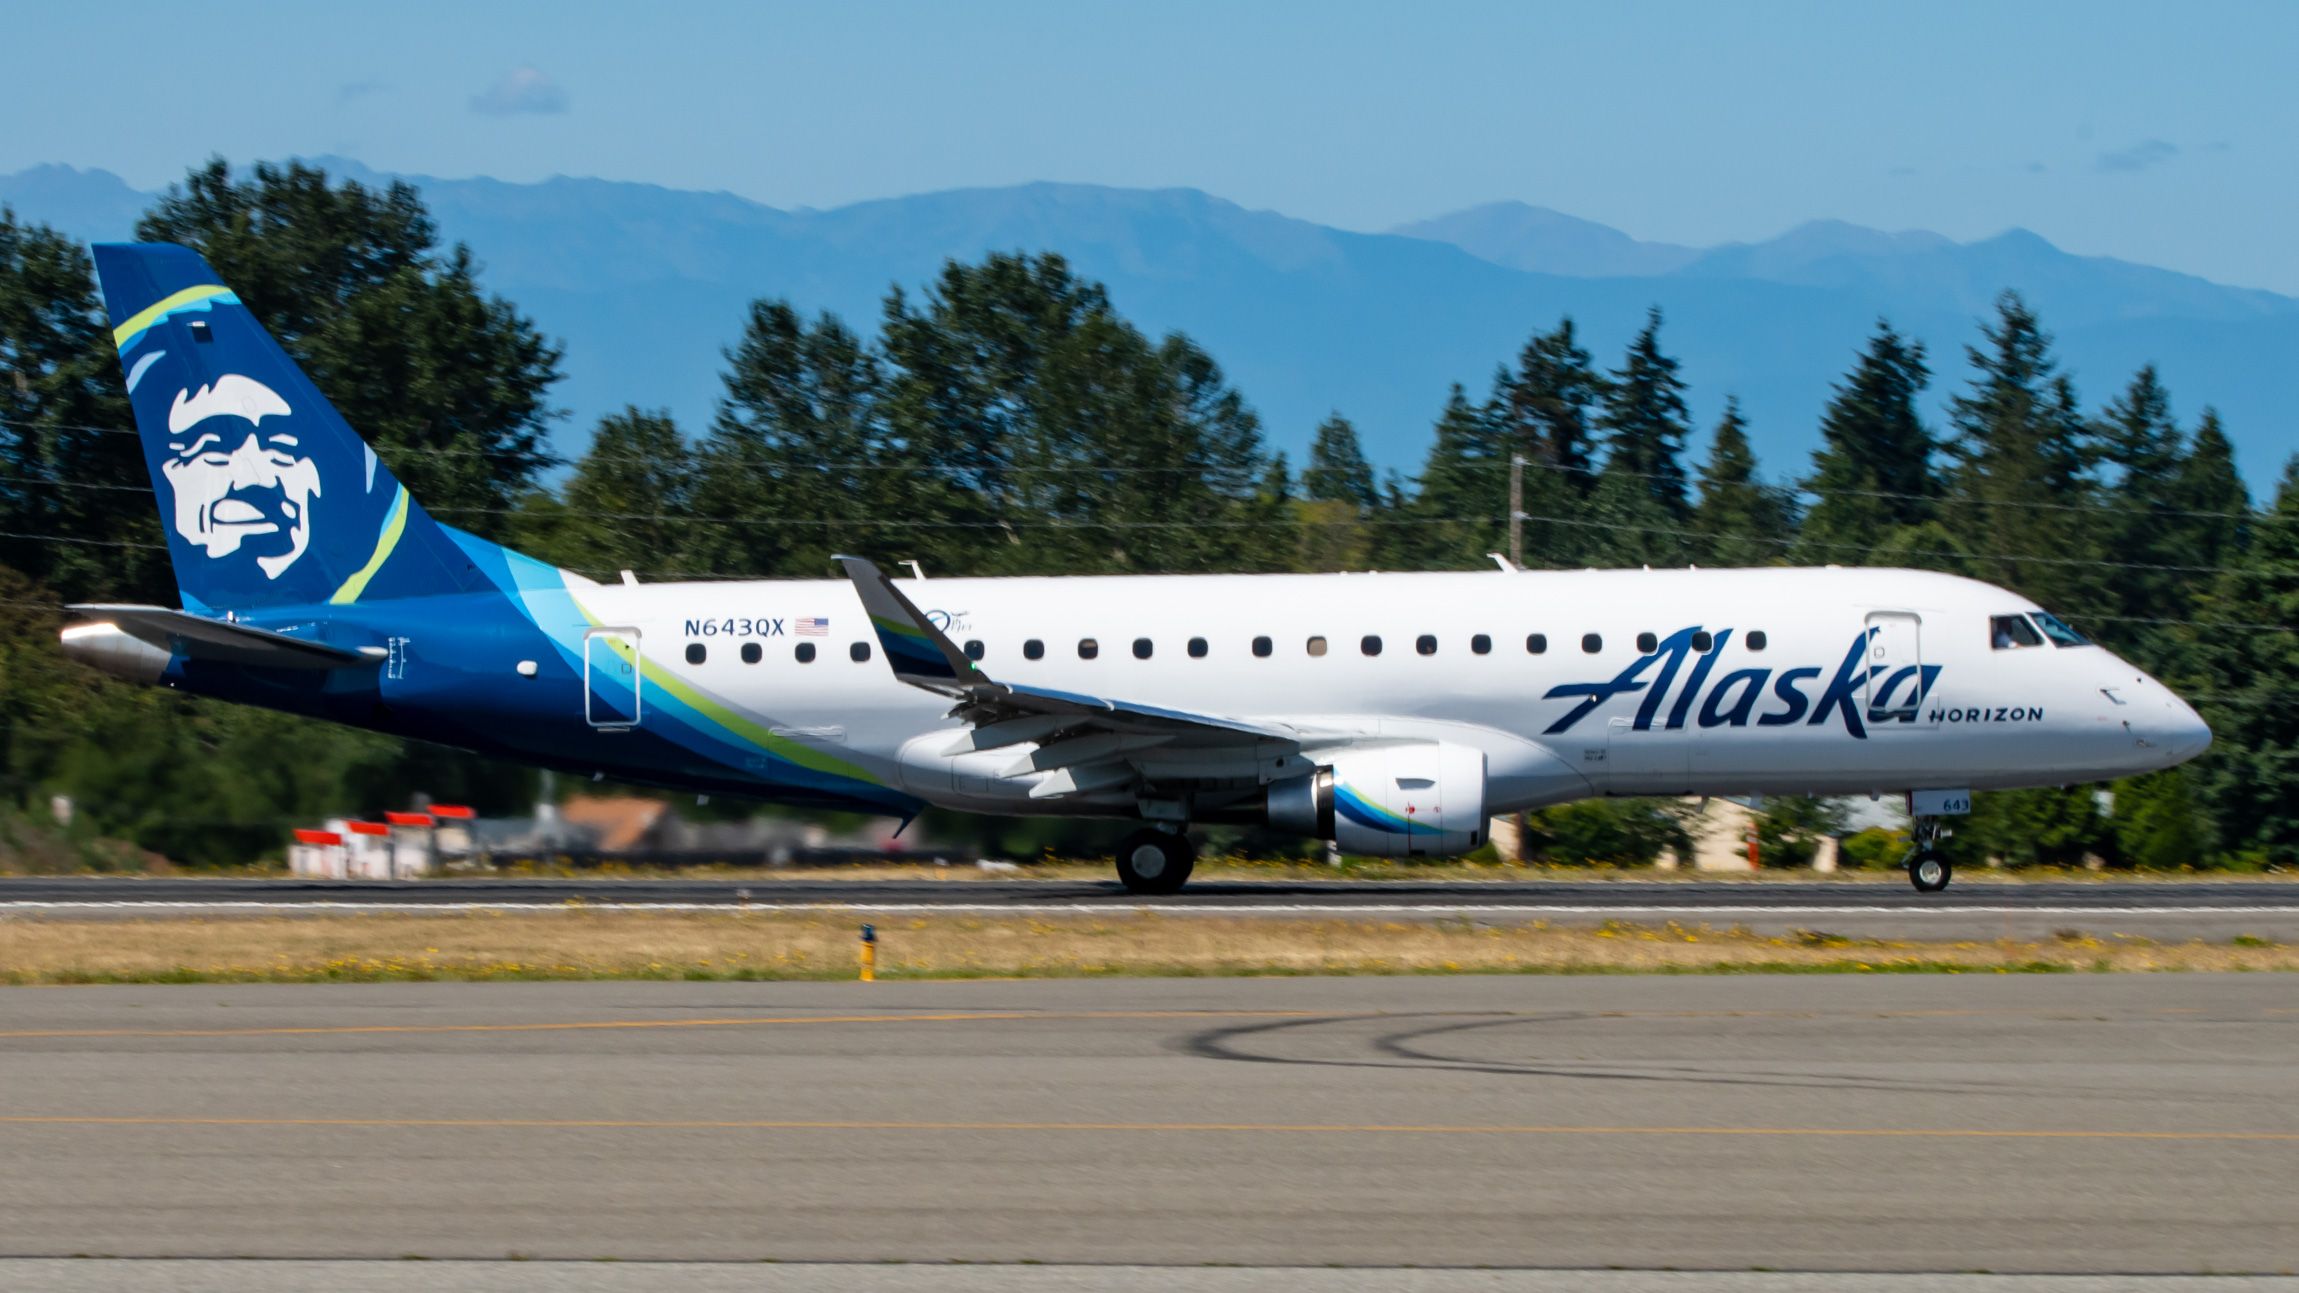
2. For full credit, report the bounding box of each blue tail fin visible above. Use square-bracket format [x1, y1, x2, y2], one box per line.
[92, 243, 487, 613]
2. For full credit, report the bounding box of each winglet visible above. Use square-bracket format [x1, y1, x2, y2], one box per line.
[833, 556, 986, 693]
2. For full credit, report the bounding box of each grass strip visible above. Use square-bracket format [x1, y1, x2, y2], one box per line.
[0, 913, 2293, 984]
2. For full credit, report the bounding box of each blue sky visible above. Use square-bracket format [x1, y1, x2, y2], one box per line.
[9, 0, 2296, 290]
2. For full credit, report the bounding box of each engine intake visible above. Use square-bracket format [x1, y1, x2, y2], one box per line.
[1267, 741, 1487, 858]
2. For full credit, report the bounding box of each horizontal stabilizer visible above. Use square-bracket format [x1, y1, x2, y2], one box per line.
[66, 604, 373, 670]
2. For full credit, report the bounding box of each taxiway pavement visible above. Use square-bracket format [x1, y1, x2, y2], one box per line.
[0, 975, 2292, 1281]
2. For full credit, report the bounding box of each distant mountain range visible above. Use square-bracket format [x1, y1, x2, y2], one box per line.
[7, 161, 2294, 488]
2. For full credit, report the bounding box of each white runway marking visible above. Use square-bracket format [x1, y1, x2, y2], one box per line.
[4, 900, 2297, 916]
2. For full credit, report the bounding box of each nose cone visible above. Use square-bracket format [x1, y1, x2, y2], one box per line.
[2160, 694, 2213, 765]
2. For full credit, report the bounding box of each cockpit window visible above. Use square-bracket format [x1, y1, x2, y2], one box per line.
[1990, 614, 2043, 650]
[2030, 610, 2091, 647]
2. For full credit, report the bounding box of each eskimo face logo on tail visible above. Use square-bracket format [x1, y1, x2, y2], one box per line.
[161, 375, 322, 580]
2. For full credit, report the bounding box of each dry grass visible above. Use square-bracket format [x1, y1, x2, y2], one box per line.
[0, 912, 2294, 984]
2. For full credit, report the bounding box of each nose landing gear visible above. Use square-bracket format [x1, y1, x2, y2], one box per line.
[1114, 827, 1196, 894]
[1903, 816, 1953, 893]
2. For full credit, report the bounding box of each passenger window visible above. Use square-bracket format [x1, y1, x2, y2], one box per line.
[851, 642, 872, 663]
[1416, 634, 1437, 656]
[1187, 637, 1208, 658]
[1024, 639, 1045, 661]
[1991, 614, 2044, 650]
[1361, 635, 1382, 656]
[740, 641, 762, 665]
[1471, 634, 1491, 655]
[1636, 631, 1658, 653]
[1252, 636, 1273, 658]
[685, 643, 706, 665]
[795, 642, 816, 664]
[1133, 637, 1153, 660]
[1581, 633, 1602, 654]
[1306, 636, 1328, 657]
[1692, 630, 1713, 653]
[1746, 630, 1767, 652]
[964, 640, 985, 661]
[2030, 610, 2091, 647]
[1526, 633, 1547, 655]
[1079, 638, 1100, 660]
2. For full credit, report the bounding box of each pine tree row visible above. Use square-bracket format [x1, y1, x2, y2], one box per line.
[1, 161, 2292, 867]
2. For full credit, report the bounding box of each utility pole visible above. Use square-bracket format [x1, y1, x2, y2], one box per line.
[1508, 454, 1525, 568]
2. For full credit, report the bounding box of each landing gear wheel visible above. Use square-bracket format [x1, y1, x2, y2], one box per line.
[1115, 829, 1195, 895]
[1908, 849, 1952, 893]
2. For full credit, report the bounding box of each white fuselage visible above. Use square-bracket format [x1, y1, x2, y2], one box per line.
[563, 565, 2209, 818]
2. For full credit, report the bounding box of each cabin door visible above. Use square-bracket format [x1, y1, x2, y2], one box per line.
[1862, 611, 1929, 726]
[584, 627, 643, 729]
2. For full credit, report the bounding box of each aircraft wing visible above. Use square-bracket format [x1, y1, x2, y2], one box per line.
[67, 604, 375, 670]
[835, 557, 1332, 800]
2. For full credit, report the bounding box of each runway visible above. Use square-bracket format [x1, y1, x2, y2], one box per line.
[8, 875, 2298, 939]
[0, 975, 2293, 1289]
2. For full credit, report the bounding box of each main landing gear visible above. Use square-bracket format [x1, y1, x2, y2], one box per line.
[1114, 827, 1196, 895]
[1904, 817, 1953, 893]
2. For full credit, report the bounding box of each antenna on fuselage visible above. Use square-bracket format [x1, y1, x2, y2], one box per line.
[902, 560, 926, 581]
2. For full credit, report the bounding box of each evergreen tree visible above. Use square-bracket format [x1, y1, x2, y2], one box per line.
[1297, 414, 1380, 571]
[135, 159, 563, 536]
[1691, 398, 1794, 566]
[2176, 409, 2248, 573]
[2193, 460, 2299, 860]
[1486, 318, 1604, 568]
[2110, 768, 2210, 870]
[1364, 470, 1417, 569]
[2092, 366, 2194, 655]
[876, 252, 1276, 575]
[1795, 321, 1934, 565]
[534, 408, 696, 577]
[1498, 317, 1602, 488]
[1595, 307, 1693, 520]
[1584, 465, 1688, 567]
[0, 209, 157, 601]
[2123, 405, 2252, 693]
[1940, 292, 2100, 613]
[1242, 451, 1302, 574]
[1395, 385, 1506, 569]
[1302, 413, 1377, 508]
[687, 301, 894, 578]
[1936, 295, 2112, 853]
[1960, 783, 2106, 869]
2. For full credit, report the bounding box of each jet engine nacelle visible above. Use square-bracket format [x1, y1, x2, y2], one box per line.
[1266, 741, 1488, 857]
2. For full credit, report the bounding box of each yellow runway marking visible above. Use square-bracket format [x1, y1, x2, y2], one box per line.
[0, 1115, 2291, 1142]
[0, 1008, 1320, 1041]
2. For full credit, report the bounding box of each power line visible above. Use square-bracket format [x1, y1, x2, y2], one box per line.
[0, 528, 165, 550]
[4, 413, 2288, 527]
[1507, 509, 2290, 578]
[8, 561, 2288, 638]
[5, 507, 2292, 580]
[1, 469, 2290, 576]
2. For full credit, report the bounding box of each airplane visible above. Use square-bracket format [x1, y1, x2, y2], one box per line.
[59, 243, 2213, 893]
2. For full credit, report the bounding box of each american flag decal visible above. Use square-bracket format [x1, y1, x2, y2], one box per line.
[795, 616, 830, 637]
